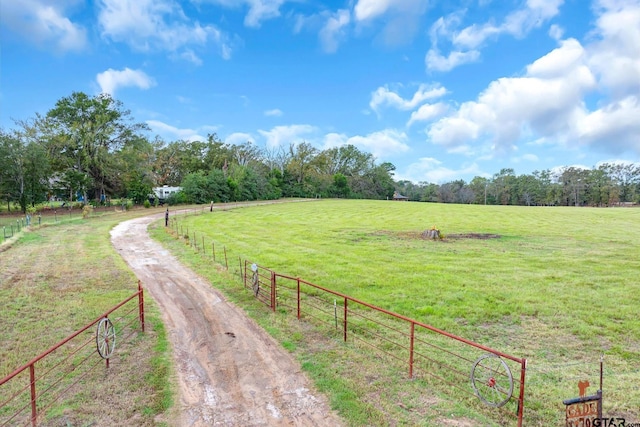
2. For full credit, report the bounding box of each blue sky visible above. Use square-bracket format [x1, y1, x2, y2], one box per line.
[1, 0, 639, 183]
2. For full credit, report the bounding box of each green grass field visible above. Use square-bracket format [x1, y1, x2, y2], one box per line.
[158, 199, 640, 426]
[0, 207, 174, 426]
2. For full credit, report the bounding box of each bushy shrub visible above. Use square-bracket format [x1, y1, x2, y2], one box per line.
[82, 205, 94, 219]
[166, 191, 187, 206]
[143, 199, 151, 208]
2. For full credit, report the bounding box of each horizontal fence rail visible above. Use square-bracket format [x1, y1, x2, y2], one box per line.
[241, 260, 527, 427]
[0, 282, 145, 427]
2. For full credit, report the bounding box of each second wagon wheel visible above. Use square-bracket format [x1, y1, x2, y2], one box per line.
[470, 353, 514, 407]
[251, 263, 260, 296]
[96, 317, 116, 359]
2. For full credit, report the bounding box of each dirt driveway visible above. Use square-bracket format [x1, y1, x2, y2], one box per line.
[110, 213, 343, 427]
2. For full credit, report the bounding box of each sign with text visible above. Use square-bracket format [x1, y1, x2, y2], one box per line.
[563, 391, 602, 427]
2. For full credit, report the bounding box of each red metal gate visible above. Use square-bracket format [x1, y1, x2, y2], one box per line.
[0, 282, 145, 427]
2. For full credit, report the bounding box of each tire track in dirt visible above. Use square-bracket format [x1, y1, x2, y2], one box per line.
[111, 213, 343, 427]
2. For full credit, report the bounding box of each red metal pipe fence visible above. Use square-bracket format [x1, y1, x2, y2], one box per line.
[0, 282, 145, 427]
[241, 260, 527, 426]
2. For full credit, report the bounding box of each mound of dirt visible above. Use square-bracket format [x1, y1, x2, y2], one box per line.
[446, 233, 501, 240]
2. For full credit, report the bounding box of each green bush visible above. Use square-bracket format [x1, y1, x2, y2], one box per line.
[166, 191, 187, 206]
[82, 205, 93, 218]
[143, 200, 151, 208]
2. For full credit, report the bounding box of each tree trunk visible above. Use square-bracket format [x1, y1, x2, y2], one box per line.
[422, 229, 441, 240]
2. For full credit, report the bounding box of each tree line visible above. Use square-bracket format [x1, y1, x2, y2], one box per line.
[1, 91, 638, 213]
[396, 164, 640, 206]
[0, 92, 396, 212]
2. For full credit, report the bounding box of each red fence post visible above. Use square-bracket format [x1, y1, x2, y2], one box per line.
[409, 322, 415, 379]
[517, 359, 527, 427]
[29, 363, 36, 427]
[271, 271, 276, 312]
[138, 280, 145, 333]
[343, 297, 348, 342]
[105, 316, 110, 369]
[297, 278, 301, 320]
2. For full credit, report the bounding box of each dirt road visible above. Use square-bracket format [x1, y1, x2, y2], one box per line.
[110, 214, 343, 427]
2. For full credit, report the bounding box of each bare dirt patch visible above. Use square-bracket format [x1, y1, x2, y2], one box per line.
[382, 231, 502, 241]
[111, 214, 342, 427]
[445, 233, 501, 240]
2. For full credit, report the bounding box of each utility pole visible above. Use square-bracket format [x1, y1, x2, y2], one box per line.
[484, 182, 487, 205]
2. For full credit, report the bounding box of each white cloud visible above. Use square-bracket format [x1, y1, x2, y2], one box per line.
[352, 0, 427, 46]
[428, 0, 564, 72]
[526, 38, 585, 78]
[319, 9, 350, 53]
[353, 0, 424, 22]
[264, 108, 283, 117]
[407, 103, 448, 127]
[244, 0, 286, 27]
[426, 36, 598, 153]
[370, 84, 447, 114]
[178, 49, 203, 65]
[549, 24, 564, 40]
[512, 153, 540, 164]
[96, 68, 156, 96]
[147, 120, 206, 142]
[97, 0, 233, 60]
[322, 129, 410, 159]
[587, 0, 640, 98]
[399, 158, 484, 183]
[201, 0, 287, 28]
[425, 49, 480, 72]
[1, 0, 87, 52]
[429, 13, 465, 45]
[423, 0, 640, 159]
[258, 124, 318, 149]
[428, 116, 482, 150]
[225, 132, 256, 145]
[452, 0, 564, 49]
[576, 96, 640, 153]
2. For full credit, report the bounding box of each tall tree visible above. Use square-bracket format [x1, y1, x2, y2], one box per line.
[286, 141, 318, 188]
[0, 125, 51, 212]
[600, 162, 640, 203]
[44, 92, 148, 202]
[558, 166, 590, 206]
[492, 168, 517, 205]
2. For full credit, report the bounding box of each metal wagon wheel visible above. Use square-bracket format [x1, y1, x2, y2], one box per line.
[470, 353, 514, 407]
[96, 317, 116, 359]
[251, 263, 260, 296]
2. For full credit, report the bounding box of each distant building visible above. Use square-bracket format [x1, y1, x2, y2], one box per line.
[392, 191, 409, 201]
[152, 185, 181, 201]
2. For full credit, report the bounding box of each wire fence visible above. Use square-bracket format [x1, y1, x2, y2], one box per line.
[0, 283, 145, 427]
[244, 262, 528, 426]
[0, 205, 161, 243]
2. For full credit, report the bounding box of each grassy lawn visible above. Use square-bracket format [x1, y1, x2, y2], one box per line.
[0, 206, 173, 426]
[154, 199, 640, 426]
